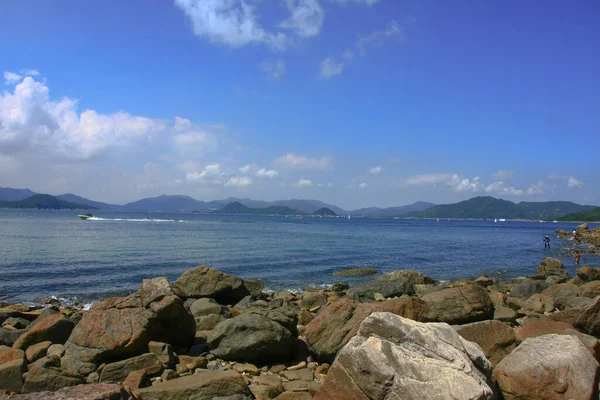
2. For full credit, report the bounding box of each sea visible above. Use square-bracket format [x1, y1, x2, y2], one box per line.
[0, 209, 597, 305]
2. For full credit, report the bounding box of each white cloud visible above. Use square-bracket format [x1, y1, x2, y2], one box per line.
[342, 50, 355, 61]
[279, 0, 324, 38]
[256, 168, 279, 179]
[567, 177, 584, 188]
[174, 0, 287, 50]
[0, 74, 165, 160]
[527, 180, 546, 195]
[491, 170, 515, 180]
[359, 182, 368, 188]
[239, 164, 254, 173]
[20, 69, 40, 77]
[484, 181, 524, 196]
[319, 57, 344, 79]
[275, 153, 332, 170]
[260, 59, 286, 81]
[406, 173, 454, 185]
[296, 178, 313, 188]
[186, 163, 223, 183]
[357, 20, 402, 56]
[328, 0, 379, 5]
[172, 118, 218, 156]
[4, 72, 22, 85]
[449, 175, 483, 192]
[225, 176, 252, 187]
[368, 166, 384, 175]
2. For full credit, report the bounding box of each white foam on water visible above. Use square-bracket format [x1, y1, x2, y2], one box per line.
[87, 217, 179, 222]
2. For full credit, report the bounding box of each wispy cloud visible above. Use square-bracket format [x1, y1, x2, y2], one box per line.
[567, 177, 584, 188]
[406, 173, 454, 185]
[256, 168, 279, 179]
[359, 182, 368, 188]
[368, 166, 384, 175]
[328, 0, 380, 5]
[491, 170, 515, 180]
[259, 59, 286, 81]
[357, 20, 402, 57]
[186, 164, 223, 183]
[225, 176, 252, 187]
[279, 0, 324, 38]
[320, 57, 344, 79]
[296, 177, 313, 188]
[275, 153, 333, 170]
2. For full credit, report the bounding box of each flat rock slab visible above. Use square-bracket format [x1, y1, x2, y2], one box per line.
[1, 383, 128, 399]
[495, 334, 599, 400]
[134, 370, 250, 400]
[454, 320, 516, 366]
[314, 312, 498, 400]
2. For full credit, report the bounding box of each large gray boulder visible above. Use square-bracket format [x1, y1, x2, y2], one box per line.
[61, 279, 195, 375]
[314, 312, 499, 400]
[0, 358, 26, 393]
[99, 353, 162, 383]
[22, 367, 85, 394]
[134, 370, 251, 400]
[422, 284, 494, 324]
[350, 279, 415, 301]
[495, 334, 599, 400]
[510, 278, 548, 298]
[172, 265, 250, 304]
[207, 311, 297, 363]
[454, 320, 516, 366]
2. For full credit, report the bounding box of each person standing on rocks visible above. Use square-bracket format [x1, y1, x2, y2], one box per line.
[543, 235, 551, 248]
[574, 250, 581, 265]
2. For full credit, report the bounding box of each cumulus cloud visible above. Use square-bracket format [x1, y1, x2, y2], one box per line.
[449, 175, 483, 192]
[526, 180, 546, 195]
[368, 166, 384, 175]
[296, 178, 313, 188]
[359, 182, 368, 188]
[186, 163, 223, 183]
[0, 73, 165, 160]
[319, 57, 344, 79]
[174, 0, 287, 50]
[4, 72, 22, 85]
[492, 170, 515, 180]
[256, 168, 279, 179]
[275, 153, 332, 170]
[239, 164, 254, 173]
[567, 177, 584, 188]
[259, 59, 286, 81]
[225, 176, 252, 187]
[279, 0, 324, 38]
[357, 20, 402, 56]
[484, 181, 524, 196]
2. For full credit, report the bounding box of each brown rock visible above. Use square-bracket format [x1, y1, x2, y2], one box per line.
[280, 368, 314, 382]
[134, 370, 251, 400]
[580, 281, 600, 298]
[577, 266, 600, 282]
[177, 355, 207, 370]
[122, 369, 151, 391]
[171, 265, 250, 304]
[0, 358, 26, 393]
[99, 353, 162, 383]
[251, 374, 285, 400]
[314, 364, 329, 376]
[495, 334, 599, 400]
[493, 306, 517, 323]
[12, 314, 74, 351]
[232, 363, 259, 375]
[422, 284, 494, 324]
[541, 283, 581, 310]
[25, 341, 52, 363]
[518, 293, 554, 315]
[297, 309, 314, 326]
[275, 392, 314, 400]
[0, 346, 24, 365]
[575, 296, 600, 338]
[533, 257, 568, 280]
[1, 383, 127, 399]
[305, 297, 426, 363]
[454, 320, 516, 366]
[22, 367, 85, 394]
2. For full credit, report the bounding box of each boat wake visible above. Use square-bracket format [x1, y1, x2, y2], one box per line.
[87, 217, 179, 222]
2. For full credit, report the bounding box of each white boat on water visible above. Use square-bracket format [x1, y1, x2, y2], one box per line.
[498, 218, 506, 222]
[78, 213, 93, 220]
[494, 218, 497, 223]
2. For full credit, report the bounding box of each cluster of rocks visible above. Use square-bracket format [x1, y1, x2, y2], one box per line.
[1, 258, 600, 399]
[557, 222, 600, 254]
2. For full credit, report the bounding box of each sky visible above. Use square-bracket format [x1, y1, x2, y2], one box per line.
[0, 0, 598, 209]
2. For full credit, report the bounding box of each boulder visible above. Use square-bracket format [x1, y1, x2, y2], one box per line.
[493, 306, 517, 323]
[61, 283, 195, 375]
[0, 383, 126, 399]
[99, 353, 162, 383]
[22, 367, 85, 394]
[331, 268, 377, 277]
[575, 296, 600, 338]
[422, 284, 494, 324]
[171, 265, 250, 304]
[350, 279, 415, 301]
[47, 344, 64, 358]
[243, 279, 264, 298]
[510, 278, 548, 298]
[13, 314, 74, 350]
[195, 314, 226, 331]
[28, 354, 61, 371]
[0, 358, 26, 393]
[577, 222, 589, 231]
[122, 369, 151, 391]
[0, 346, 25, 365]
[578, 266, 600, 282]
[305, 297, 427, 363]
[580, 281, 600, 298]
[300, 293, 328, 310]
[379, 269, 428, 285]
[330, 283, 349, 292]
[454, 320, 516, 366]
[134, 370, 250, 400]
[0, 328, 25, 347]
[207, 313, 297, 363]
[25, 341, 52, 363]
[2, 317, 30, 330]
[314, 312, 498, 400]
[148, 341, 176, 368]
[495, 334, 599, 400]
[518, 293, 554, 315]
[190, 298, 228, 318]
[532, 257, 568, 280]
[541, 283, 582, 310]
[515, 319, 600, 360]
[250, 374, 285, 400]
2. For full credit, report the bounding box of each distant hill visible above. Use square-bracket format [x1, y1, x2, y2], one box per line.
[409, 196, 597, 220]
[269, 199, 346, 215]
[57, 193, 121, 211]
[351, 201, 435, 217]
[120, 195, 215, 212]
[0, 194, 96, 210]
[216, 201, 304, 216]
[557, 207, 600, 222]
[0, 187, 37, 202]
[313, 207, 337, 216]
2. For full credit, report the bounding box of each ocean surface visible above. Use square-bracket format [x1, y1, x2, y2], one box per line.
[0, 209, 597, 304]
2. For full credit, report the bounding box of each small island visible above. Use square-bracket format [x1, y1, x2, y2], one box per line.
[214, 201, 304, 216]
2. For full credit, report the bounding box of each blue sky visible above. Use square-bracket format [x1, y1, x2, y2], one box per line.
[0, 0, 598, 209]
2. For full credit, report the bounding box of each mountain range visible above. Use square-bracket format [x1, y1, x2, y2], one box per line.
[558, 206, 600, 222]
[0, 194, 96, 210]
[1, 187, 597, 220]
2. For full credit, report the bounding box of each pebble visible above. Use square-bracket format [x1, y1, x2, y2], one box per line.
[306, 362, 318, 371]
[270, 364, 287, 374]
[287, 361, 306, 371]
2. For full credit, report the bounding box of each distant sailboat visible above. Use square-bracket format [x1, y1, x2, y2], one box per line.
[494, 218, 498, 223]
[347, 215, 351, 220]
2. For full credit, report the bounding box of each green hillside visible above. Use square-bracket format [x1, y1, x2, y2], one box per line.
[0, 194, 97, 210]
[557, 207, 600, 222]
[216, 201, 304, 216]
[410, 196, 596, 220]
[313, 207, 337, 216]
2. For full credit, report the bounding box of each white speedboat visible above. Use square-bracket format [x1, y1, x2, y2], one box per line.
[78, 213, 93, 220]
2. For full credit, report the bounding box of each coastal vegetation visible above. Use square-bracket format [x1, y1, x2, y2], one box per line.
[215, 201, 304, 216]
[312, 207, 336, 216]
[558, 206, 600, 222]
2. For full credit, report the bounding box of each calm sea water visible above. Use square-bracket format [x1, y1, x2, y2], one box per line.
[0, 209, 597, 303]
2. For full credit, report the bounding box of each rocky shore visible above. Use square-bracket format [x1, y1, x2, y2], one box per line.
[1, 258, 600, 399]
[557, 222, 600, 254]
